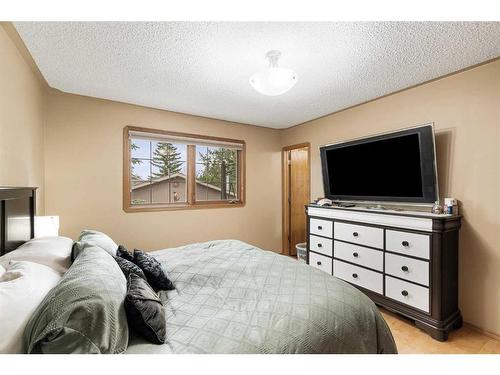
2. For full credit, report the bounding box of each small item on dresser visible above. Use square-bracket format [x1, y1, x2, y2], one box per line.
[316, 198, 333, 206]
[124, 273, 166, 345]
[338, 203, 355, 208]
[133, 249, 175, 291]
[444, 198, 458, 215]
[431, 200, 443, 214]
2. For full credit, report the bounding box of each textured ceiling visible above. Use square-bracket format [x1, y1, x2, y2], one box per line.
[14, 22, 500, 129]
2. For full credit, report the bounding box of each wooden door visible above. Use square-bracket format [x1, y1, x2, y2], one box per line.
[283, 144, 310, 256]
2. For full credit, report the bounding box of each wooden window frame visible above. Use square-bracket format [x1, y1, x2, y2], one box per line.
[123, 125, 246, 212]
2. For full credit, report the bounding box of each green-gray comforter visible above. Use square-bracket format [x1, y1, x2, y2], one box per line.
[126, 240, 397, 354]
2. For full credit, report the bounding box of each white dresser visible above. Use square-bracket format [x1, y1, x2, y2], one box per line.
[306, 204, 462, 341]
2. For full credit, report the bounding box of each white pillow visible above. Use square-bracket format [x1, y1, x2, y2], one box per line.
[0, 264, 5, 276]
[0, 260, 61, 353]
[0, 236, 73, 275]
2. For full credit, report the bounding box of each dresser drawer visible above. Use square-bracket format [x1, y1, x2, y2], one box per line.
[309, 218, 333, 238]
[309, 252, 332, 275]
[335, 222, 384, 249]
[309, 235, 333, 257]
[385, 276, 430, 313]
[334, 240, 383, 271]
[385, 253, 429, 286]
[333, 260, 383, 294]
[386, 230, 430, 260]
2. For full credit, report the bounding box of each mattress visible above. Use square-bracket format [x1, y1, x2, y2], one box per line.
[125, 240, 397, 354]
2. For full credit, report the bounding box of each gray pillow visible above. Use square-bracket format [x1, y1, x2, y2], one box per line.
[23, 245, 129, 354]
[72, 229, 118, 260]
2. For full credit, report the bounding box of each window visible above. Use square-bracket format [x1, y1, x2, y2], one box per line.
[123, 126, 245, 212]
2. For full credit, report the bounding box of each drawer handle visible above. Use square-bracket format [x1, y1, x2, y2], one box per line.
[402, 241, 409, 247]
[353, 232, 359, 237]
[353, 252, 359, 258]
[316, 261, 322, 266]
[401, 265, 409, 272]
[317, 243, 323, 248]
[401, 290, 409, 297]
[318, 226, 323, 230]
[352, 273, 358, 279]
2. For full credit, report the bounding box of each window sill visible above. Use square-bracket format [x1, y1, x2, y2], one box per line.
[123, 201, 245, 213]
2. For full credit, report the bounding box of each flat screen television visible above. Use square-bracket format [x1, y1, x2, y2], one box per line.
[320, 125, 438, 204]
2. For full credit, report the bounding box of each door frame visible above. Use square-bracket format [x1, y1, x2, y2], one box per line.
[282, 142, 311, 255]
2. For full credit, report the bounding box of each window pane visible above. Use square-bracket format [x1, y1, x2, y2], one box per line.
[131, 183, 151, 205]
[130, 139, 151, 159]
[151, 181, 170, 204]
[196, 146, 208, 163]
[196, 183, 210, 201]
[150, 163, 188, 204]
[195, 146, 238, 201]
[227, 163, 238, 200]
[196, 164, 209, 201]
[150, 142, 186, 180]
[131, 159, 151, 185]
[177, 161, 187, 176]
[170, 180, 187, 203]
[150, 164, 165, 182]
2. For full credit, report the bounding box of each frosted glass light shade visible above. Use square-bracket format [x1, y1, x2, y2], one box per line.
[249, 67, 298, 96]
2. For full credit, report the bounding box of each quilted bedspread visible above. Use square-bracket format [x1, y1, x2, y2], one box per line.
[126, 240, 397, 354]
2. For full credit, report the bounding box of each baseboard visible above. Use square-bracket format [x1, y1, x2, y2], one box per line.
[464, 322, 500, 341]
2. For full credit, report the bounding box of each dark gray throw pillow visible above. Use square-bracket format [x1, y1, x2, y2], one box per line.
[114, 256, 147, 280]
[133, 249, 175, 291]
[125, 274, 166, 345]
[116, 245, 134, 262]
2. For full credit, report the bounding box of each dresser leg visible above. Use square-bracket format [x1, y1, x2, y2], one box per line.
[452, 314, 463, 329]
[415, 321, 449, 342]
[414, 312, 463, 342]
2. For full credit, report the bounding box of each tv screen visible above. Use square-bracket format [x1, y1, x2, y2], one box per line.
[320, 125, 438, 203]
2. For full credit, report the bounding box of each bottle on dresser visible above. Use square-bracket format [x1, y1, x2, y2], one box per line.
[444, 198, 458, 215]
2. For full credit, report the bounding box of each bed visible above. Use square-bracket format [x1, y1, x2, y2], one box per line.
[126, 240, 396, 353]
[0, 187, 397, 354]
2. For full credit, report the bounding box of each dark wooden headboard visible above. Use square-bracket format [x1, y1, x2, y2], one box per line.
[0, 187, 37, 255]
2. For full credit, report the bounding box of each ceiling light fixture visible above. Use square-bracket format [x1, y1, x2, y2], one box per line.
[249, 50, 298, 96]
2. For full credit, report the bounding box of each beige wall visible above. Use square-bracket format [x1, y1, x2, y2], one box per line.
[0, 24, 46, 212]
[281, 60, 500, 335]
[44, 90, 282, 252]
